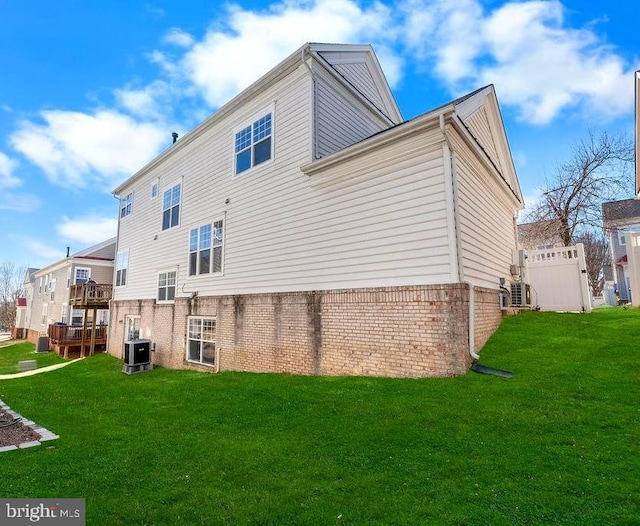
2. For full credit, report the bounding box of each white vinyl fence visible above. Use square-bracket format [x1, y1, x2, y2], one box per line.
[524, 244, 592, 312]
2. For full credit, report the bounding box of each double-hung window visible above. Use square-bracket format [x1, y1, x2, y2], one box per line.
[116, 251, 129, 287]
[235, 112, 272, 175]
[189, 220, 223, 275]
[162, 184, 181, 230]
[157, 270, 176, 302]
[74, 268, 90, 285]
[187, 317, 216, 366]
[120, 193, 132, 218]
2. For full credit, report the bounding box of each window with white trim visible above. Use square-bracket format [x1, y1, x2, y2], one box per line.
[234, 112, 272, 175]
[618, 230, 627, 246]
[74, 267, 90, 285]
[189, 220, 223, 276]
[61, 304, 68, 324]
[162, 184, 181, 230]
[125, 316, 141, 341]
[120, 193, 132, 218]
[50, 278, 56, 301]
[116, 251, 129, 287]
[187, 317, 215, 366]
[71, 309, 84, 326]
[41, 304, 48, 325]
[151, 182, 158, 199]
[157, 270, 176, 302]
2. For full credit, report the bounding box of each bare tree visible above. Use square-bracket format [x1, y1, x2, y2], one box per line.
[526, 131, 634, 246]
[574, 232, 609, 296]
[0, 262, 26, 332]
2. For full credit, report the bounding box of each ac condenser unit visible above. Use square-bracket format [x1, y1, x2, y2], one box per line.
[510, 282, 531, 308]
[123, 339, 151, 366]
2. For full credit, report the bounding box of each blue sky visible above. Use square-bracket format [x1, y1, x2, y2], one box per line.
[0, 0, 638, 269]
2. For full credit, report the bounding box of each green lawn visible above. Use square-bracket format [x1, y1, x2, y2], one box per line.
[0, 309, 638, 525]
[0, 341, 67, 375]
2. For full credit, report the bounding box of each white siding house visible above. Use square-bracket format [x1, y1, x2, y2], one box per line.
[109, 43, 523, 378]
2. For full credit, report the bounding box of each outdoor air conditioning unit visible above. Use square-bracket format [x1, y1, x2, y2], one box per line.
[123, 339, 153, 374]
[510, 282, 531, 308]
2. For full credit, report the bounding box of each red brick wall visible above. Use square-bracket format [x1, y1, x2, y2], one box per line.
[108, 284, 504, 378]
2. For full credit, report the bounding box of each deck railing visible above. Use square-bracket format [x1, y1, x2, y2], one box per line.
[48, 323, 108, 343]
[69, 283, 112, 307]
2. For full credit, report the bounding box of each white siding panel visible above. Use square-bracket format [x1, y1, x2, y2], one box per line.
[315, 73, 388, 158]
[333, 62, 385, 109]
[463, 107, 503, 173]
[453, 132, 517, 289]
[115, 68, 454, 301]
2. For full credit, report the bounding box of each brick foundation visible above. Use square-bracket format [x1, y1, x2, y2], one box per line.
[108, 284, 504, 378]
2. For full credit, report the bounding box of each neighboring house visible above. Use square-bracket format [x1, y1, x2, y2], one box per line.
[109, 42, 523, 378]
[12, 297, 28, 339]
[25, 238, 116, 354]
[602, 198, 640, 303]
[517, 219, 564, 250]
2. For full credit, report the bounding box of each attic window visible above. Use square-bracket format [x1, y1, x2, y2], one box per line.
[234, 113, 272, 175]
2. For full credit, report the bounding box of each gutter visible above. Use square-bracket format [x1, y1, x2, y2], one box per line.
[439, 114, 479, 361]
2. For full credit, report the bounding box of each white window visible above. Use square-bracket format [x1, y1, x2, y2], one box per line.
[61, 304, 68, 324]
[189, 220, 223, 276]
[157, 270, 176, 303]
[116, 251, 129, 287]
[39, 276, 43, 293]
[187, 317, 216, 366]
[235, 112, 272, 175]
[71, 309, 84, 326]
[151, 182, 158, 198]
[618, 230, 627, 246]
[50, 278, 56, 301]
[74, 267, 91, 285]
[120, 193, 132, 218]
[41, 304, 48, 325]
[162, 184, 181, 230]
[125, 316, 141, 341]
[67, 268, 71, 288]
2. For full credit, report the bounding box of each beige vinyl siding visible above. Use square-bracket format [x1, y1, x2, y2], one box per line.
[114, 66, 314, 301]
[463, 106, 503, 173]
[332, 62, 386, 110]
[194, 130, 452, 294]
[452, 132, 517, 289]
[315, 72, 390, 158]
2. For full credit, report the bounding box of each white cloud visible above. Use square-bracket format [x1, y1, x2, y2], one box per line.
[114, 80, 172, 118]
[0, 192, 41, 212]
[178, 0, 400, 107]
[0, 152, 21, 189]
[164, 28, 195, 48]
[10, 110, 169, 190]
[402, 0, 635, 125]
[56, 214, 118, 244]
[23, 238, 66, 262]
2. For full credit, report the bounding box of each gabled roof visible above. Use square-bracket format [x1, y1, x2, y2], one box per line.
[72, 237, 117, 259]
[23, 267, 39, 284]
[303, 84, 523, 208]
[114, 42, 401, 195]
[310, 43, 402, 124]
[602, 198, 640, 222]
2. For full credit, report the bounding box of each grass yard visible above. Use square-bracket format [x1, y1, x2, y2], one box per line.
[0, 308, 638, 525]
[0, 341, 66, 375]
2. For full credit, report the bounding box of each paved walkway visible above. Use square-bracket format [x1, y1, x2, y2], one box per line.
[0, 358, 84, 380]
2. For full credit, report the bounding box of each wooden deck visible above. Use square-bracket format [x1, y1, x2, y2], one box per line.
[69, 283, 112, 308]
[47, 324, 108, 358]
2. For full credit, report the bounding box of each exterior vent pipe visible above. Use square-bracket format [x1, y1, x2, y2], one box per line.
[172, 132, 178, 144]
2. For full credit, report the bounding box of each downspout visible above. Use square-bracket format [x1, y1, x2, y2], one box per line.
[108, 193, 123, 356]
[301, 47, 319, 161]
[439, 114, 479, 361]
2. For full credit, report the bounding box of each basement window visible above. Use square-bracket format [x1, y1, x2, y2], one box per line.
[157, 270, 176, 303]
[187, 317, 216, 366]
